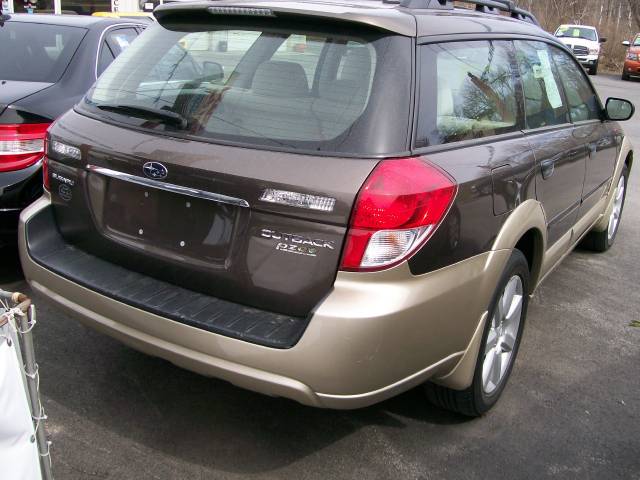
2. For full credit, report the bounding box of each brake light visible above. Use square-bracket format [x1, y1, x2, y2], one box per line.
[340, 157, 456, 271]
[0, 123, 50, 173]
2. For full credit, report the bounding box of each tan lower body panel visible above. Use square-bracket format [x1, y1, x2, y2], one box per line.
[19, 196, 510, 408]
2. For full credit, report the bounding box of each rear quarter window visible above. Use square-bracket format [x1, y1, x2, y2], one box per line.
[416, 40, 520, 148]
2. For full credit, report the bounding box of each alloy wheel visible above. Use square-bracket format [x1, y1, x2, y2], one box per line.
[482, 275, 523, 395]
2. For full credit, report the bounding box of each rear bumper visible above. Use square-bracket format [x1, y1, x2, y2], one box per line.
[19, 195, 510, 408]
[0, 161, 43, 245]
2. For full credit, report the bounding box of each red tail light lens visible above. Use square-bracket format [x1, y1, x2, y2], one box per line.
[43, 136, 50, 191]
[340, 157, 456, 271]
[0, 123, 50, 173]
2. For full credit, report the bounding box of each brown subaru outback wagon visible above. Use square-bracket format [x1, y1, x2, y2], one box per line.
[19, 0, 634, 415]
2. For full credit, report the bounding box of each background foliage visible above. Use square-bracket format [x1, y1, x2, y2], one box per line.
[514, 0, 639, 71]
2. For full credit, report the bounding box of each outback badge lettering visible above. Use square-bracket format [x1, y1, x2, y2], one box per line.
[260, 228, 335, 256]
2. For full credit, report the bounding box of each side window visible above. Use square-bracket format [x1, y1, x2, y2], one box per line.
[514, 40, 569, 129]
[549, 47, 601, 122]
[97, 41, 115, 77]
[105, 28, 139, 57]
[416, 40, 519, 147]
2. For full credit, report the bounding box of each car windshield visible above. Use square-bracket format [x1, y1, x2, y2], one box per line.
[634, 36, 640, 46]
[555, 26, 597, 42]
[81, 18, 410, 155]
[0, 21, 87, 82]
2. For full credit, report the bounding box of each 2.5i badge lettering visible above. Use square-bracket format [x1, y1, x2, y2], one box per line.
[260, 228, 335, 257]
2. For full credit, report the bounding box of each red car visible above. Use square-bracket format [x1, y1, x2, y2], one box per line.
[622, 34, 640, 80]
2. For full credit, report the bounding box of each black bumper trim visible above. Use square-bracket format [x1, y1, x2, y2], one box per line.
[25, 206, 310, 349]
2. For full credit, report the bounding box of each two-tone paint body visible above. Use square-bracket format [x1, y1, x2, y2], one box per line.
[18, 1, 634, 407]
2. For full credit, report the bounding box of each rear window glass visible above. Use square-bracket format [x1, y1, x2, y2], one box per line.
[81, 19, 408, 155]
[416, 40, 520, 147]
[0, 22, 86, 83]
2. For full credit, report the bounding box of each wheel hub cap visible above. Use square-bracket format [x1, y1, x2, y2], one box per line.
[482, 275, 523, 395]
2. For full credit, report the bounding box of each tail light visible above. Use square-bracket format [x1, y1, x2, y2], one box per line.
[0, 123, 50, 173]
[43, 136, 50, 191]
[340, 157, 456, 272]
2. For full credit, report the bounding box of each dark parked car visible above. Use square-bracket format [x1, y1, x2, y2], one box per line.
[19, 0, 634, 416]
[0, 14, 145, 246]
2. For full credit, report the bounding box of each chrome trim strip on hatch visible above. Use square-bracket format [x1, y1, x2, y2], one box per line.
[85, 165, 250, 208]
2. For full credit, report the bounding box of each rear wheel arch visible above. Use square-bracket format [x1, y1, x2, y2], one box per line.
[625, 150, 633, 172]
[491, 199, 547, 291]
[514, 228, 544, 293]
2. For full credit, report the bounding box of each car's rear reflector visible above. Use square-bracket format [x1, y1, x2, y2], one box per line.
[0, 123, 50, 173]
[340, 157, 456, 271]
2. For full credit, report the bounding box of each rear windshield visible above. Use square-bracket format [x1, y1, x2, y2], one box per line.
[80, 18, 411, 155]
[0, 21, 86, 82]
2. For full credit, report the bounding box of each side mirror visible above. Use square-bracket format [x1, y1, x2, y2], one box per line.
[622, 40, 630, 47]
[606, 97, 635, 121]
[202, 61, 224, 82]
[599, 37, 607, 43]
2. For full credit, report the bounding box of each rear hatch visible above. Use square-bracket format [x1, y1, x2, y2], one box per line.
[45, 14, 411, 317]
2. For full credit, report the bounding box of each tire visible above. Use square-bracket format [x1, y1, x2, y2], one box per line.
[622, 71, 630, 81]
[589, 62, 598, 75]
[424, 249, 530, 417]
[581, 166, 628, 252]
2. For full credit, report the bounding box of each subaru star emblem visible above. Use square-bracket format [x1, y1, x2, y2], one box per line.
[143, 162, 168, 180]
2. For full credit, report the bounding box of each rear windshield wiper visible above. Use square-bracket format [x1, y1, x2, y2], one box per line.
[95, 103, 188, 129]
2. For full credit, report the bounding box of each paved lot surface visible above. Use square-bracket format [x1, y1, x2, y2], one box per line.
[1, 74, 639, 480]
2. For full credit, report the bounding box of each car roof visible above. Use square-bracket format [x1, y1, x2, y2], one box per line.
[154, 0, 551, 39]
[3, 13, 143, 28]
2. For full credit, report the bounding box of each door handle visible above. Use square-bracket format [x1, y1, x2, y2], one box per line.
[541, 159, 555, 179]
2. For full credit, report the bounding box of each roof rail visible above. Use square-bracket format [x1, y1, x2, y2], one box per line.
[399, 0, 540, 26]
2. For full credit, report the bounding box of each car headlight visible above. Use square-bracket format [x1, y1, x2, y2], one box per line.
[627, 52, 639, 61]
[589, 47, 599, 55]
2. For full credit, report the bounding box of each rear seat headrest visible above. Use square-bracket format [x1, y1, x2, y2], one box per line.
[251, 61, 309, 97]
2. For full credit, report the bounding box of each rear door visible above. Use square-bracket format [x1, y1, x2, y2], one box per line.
[515, 40, 585, 246]
[550, 47, 617, 214]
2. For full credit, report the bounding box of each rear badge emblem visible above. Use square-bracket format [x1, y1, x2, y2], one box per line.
[143, 162, 168, 180]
